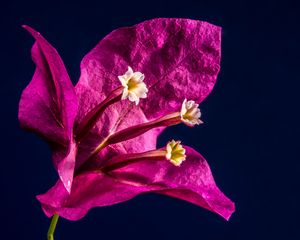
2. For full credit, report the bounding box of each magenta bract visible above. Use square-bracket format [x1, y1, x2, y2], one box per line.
[19, 18, 235, 221]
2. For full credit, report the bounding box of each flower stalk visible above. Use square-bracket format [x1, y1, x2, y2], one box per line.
[101, 149, 166, 172]
[47, 214, 59, 240]
[74, 86, 123, 141]
[91, 112, 181, 157]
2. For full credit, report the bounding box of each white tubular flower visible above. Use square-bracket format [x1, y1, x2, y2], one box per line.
[118, 66, 148, 105]
[180, 99, 203, 127]
[166, 140, 186, 166]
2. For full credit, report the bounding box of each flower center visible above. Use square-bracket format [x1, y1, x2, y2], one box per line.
[127, 78, 138, 91]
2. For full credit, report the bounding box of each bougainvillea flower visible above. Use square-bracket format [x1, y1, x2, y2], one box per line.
[19, 18, 235, 222]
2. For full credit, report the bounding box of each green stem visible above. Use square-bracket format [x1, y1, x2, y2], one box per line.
[47, 214, 59, 240]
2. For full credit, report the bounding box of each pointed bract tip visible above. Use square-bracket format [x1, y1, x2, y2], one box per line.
[223, 201, 236, 221]
[58, 174, 73, 194]
[64, 180, 72, 194]
[22, 25, 33, 32]
[22, 25, 41, 39]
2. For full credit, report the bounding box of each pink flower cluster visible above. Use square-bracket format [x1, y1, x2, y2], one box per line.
[19, 18, 235, 221]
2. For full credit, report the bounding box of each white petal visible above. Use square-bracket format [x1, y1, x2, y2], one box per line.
[124, 66, 134, 79]
[128, 92, 138, 102]
[180, 99, 187, 116]
[118, 76, 128, 87]
[133, 72, 144, 82]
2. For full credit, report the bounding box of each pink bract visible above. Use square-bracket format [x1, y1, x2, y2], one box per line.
[19, 18, 235, 221]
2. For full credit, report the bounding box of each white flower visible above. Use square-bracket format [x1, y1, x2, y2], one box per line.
[165, 140, 186, 166]
[118, 66, 148, 105]
[180, 99, 203, 127]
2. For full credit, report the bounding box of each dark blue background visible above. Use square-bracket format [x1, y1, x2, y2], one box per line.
[1, 0, 299, 239]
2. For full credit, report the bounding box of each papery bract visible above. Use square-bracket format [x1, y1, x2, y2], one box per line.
[19, 18, 235, 222]
[38, 147, 234, 220]
[19, 26, 78, 192]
